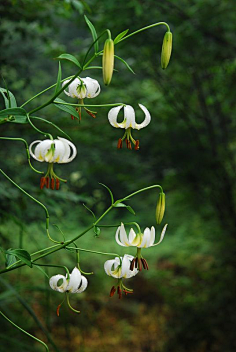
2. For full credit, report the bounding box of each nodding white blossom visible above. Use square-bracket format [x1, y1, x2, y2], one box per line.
[115, 223, 168, 248]
[49, 267, 88, 294]
[62, 77, 101, 99]
[29, 137, 77, 164]
[104, 254, 138, 279]
[108, 104, 151, 150]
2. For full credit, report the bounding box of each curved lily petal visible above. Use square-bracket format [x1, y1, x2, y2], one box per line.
[124, 105, 136, 129]
[83, 77, 101, 98]
[49, 274, 68, 293]
[52, 140, 66, 163]
[139, 227, 151, 248]
[149, 226, 155, 246]
[74, 275, 88, 293]
[104, 257, 122, 278]
[119, 223, 130, 246]
[128, 228, 136, 244]
[57, 137, 77, 163]
[122, 254, 138, 278]
[69, 78, 84, 98]
[66, 267, 82, 293]
[152, 224, 168, 246]
[115, 226, 126, 247]
[134, 104, 151, 130]
[108, 105, 125, 128]
[29, 140, 44, 162]
[62, 79, 71, 97]
[35, 140, 53, 162]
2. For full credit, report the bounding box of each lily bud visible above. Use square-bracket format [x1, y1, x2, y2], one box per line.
[161, 31, 172, 69]
[102, 38, 114, 85]
[156, 192, 165, 224]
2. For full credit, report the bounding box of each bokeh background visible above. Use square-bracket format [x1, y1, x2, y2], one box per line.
[0, 0, 236, 351]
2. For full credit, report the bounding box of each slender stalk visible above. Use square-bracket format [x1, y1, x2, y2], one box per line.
[66, 246, 121, 258]
[54, 101, 125, 108]
[0, 311, 49, 352]
[27, 115, 53, 140]
[118, 22, 170, 43]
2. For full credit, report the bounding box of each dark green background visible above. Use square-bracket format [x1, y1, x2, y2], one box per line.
[0, 0, 236, 351]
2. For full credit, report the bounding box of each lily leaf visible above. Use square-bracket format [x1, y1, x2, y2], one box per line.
[93, 226, 101, 237]
[55, 61, 62, 95]
[31, 116, 72, 141]
[114, 202, 136, 215]
[0, 88, 17, 108]
[84, 15, 99, 53]
[115, 55, 135, 74]
[7, 249, 32, 268]
[5, 250, 17, 268]
[0, 107, 28, 124]
[114, 29, 129, 44]
[99, 182, 114, 204]
[56, 53, 82, 69]
[54, 98, 81, 120]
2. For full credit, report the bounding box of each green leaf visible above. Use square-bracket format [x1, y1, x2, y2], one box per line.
[115, 55, 135, 74]
[0, 88, 17, 108]
[126, 205, 136, 215]
[56, 53, 81, 69]
[31, 116, 72, 140]
[99, 182, 114, 204]
[7, 249, 32, 268]
[114, 29, 129, 44]
[34, 265, 49, 278]
[54, 98, 81, 120]
[71, 0, 84, 14]
[5, 250, 17, 268]
[93, 225, 101, 237]
[84, 15, 99, 53]
[0, 107, 28, 124]
[55, 61, 62, 95]
[114, 202, 135, 215]
[83, 203, 96, 219]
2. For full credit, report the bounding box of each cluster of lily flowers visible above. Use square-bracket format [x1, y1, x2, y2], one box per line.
[49, 222, 167, 313]
[29, 75, 152, 189]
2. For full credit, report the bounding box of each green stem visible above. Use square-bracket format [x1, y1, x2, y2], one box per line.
[118, 22, 170, 43]
[99, 222, 141, 233]
[66, 246, 121, 258]
[0, 311, 49, 352]
[27, 114, 53, 140]
[0, 137, 43, 174]
[34, 263, 70, 277]
[120, 184, 163, 203]
[66, 293, 80, 314]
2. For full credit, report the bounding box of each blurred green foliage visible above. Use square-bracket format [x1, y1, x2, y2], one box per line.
[0, 0, 236, 351]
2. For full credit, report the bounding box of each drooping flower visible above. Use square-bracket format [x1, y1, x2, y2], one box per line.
[49, 267, 88, 315]
[115, 223, 168, 271]
[108, 104, 151, 150]
[62, 77, 100, 120]
[104, 254, 138, 299]
[29, 137, 77, 190]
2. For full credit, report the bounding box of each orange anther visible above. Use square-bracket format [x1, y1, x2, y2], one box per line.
[40, 177, 46, 190]
[117, 138, 122, 149]
[135, 140, 139, 150]
[46, 177, 50, 188]
[51, 178, 55, 190]
[56, 178, 60, 190]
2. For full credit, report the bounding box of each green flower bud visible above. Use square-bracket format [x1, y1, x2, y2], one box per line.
[102, 38, 114, 86]
[156, 192, 165, 224]
[161, 31, 172, 69]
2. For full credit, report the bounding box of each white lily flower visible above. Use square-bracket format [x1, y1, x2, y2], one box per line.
[104, 254, 138, 279]
[104, 255, 139, 299]
[62, 77, 101, 99]
[108, 104, 151, 150]
[49, 267, 88, 294]
[29, 137, 77, 190]
[116, 223, 167, 248]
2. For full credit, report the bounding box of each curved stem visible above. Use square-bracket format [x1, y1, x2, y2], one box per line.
[34, 263, 70, 277]
[119, 184, 163, 203]
[66, 246, 121, 258]
[27, 114, 53, 140]
[118, 22, 170, 43]
[0, 137, 43, 174]
[54, 101, 125, 108]
[0, 311, 49, 352]
[66, 293, 80, 314]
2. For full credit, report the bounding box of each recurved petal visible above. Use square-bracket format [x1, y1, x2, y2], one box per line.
[104, 257, 122, 278]
[34, 140, 53, 162]
[68, 78, 82, 98]
[115, 226, 126, 247]
[73, 275, 88, 293]
[153, 224, 168, 246]
[150, 226, 155, 246]
[108, 105, 125, 128]
[139, 227, 151, 248]
[52, 140, 66, 163]
[29, 140, 44, 162]
[57, 137, 77, 163]
[128, 228, 136, 244]
[134, 104, 151, 130]
[122, 254, 139, 278]
[124, 105, 136, 129]
[119, 223, 130, 246]
[49, 274, 68, 293]
[62, 79, 71, 97]
[83, 77, 101, 98]
[66, 267, 82, 293]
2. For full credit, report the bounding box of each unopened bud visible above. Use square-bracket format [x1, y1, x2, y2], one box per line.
[156, 192, 165, 224]
[102, 38, 114, 85]
[161, 31, 172, 69]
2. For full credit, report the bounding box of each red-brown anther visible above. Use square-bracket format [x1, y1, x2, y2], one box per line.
[110, 286, 116, 297]
[117, 138, 122, 149]
[130, 258, 135, 271]
[143, 258, 149, 270]
[56, 178, 60, 190]
[56, 304, 61, 317]
[138, 258, 142, 271]
[135, 257, 138, 268]
[128, 141, 132, 150]
[46, 176, 50, 188]
[126, 139, 129, 148]
[85, 109, 97, 118]
[117, 286, 122, 299]
[51, 178, 55, 190]
[71, 115, 75, 120]
[123, 290, 133, 295]
[135, 140, 140, 150]
[40, 177, 46, 190]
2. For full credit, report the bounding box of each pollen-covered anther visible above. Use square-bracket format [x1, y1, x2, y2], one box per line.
[117, 138, 122, 149]
[110, 285, 116, 297]
[56, 304, 62, 317]
[40, 177, 46, 190]
[117, 286, 122, 299]
[135, 140, 139, 150]
[141, 258, 149, 270]
[128, 141, 132, 150]
[130, 258, 135, 271]
[71, 115, 75, 120]
[85, 108, 97, 119]
[46, 176, 50, 189]
[138, 258, 142, 271]
[51, 178, 55, 190]
[56, 178, 60, 190]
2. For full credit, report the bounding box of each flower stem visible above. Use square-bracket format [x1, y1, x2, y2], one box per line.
[0, 311, 49, 352]
[66, 293, 80, 314]
[54, 101, 125, 108]
[118, 22, 170, 43]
